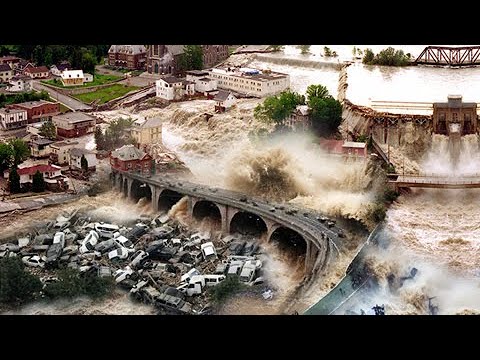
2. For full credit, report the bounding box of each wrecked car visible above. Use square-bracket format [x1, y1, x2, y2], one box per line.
[95, 223, 120, 238]
[113, 266, 134, 283]
[108, 247, 130, 261]
[22, 255, 47, 268]
[200, 242, 218, 262]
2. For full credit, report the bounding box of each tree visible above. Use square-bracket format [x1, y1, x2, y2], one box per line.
[178, 45, 203, 72]
[81, 154, 88, 172]
[81, 51, 97, 75]
[44, 47, 53, 67]
[306, 84, 330, 101]
[254, 90, 305, 125]
[0, 257, 42, 305]
[0, 142, 14, 173]
[297, 45, 310, 54]
[8, 138, 30, 166]
[362, 48, 375, 64]
[270, 45, 284, 52]
[324, 46, 333, 57]
[39, 119, 56, 140]
[309, 96, 343, 136]
[32, 45, 44, 65]
[43, 268, 114, 299]
[32, 170, 45, 193]
[94, 126, 105, 151]
[8, 166, 20, 193]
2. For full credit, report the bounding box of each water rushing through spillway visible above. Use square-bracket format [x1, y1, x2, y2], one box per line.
[346, 133, 480, 314]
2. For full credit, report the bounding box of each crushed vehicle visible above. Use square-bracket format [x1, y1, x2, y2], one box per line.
[95, 223, 120, 238]
[53, 232, 65, 248]
[239, 261, 257, 283]
[155, 292, 192, 315]
[79, 230, 99, 254]
[229, 240, 246, 255]
[22, 254, 47, 268]
[94, 238, 116, 253]
[242, 241, 259, 256]
[129, 250, 149, 269]
[108, 247, 130, 261]
[0, 243, 20, 252]
[113, 232, 135, 252]
[45, 243, 64, 268]
[200, 242, 218, 261]
[113, 266, 134, 283]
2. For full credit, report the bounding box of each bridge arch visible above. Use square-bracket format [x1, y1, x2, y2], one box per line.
[158, 189, 184, 212]
[192, 200, 222, 229]
[130, 179, 152, 203]
[269, 226, 307, 265]
[229, 211, 268, 237]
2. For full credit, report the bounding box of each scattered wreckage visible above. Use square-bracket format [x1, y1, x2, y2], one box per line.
[1, 209, 269, 315]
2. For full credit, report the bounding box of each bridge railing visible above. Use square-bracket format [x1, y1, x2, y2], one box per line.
[390, 172, 480, 178]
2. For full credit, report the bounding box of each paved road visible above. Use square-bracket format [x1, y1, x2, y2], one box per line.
[32, 81, 92, 111]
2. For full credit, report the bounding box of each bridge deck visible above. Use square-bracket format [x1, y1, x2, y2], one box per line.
[118, 171, 342, 255]
[390, 175, 480, 189]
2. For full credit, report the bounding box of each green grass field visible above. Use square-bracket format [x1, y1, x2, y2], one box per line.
[42, 74, 123, 89]
[72, 84, 139, 104]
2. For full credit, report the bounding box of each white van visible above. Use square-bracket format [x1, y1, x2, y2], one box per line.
[204, 274, 225, 287]
[95, 223, 120, 238]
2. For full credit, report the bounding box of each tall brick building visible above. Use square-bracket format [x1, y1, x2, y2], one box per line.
[146, 45, 229, 75]
[108, 45, 147, 70]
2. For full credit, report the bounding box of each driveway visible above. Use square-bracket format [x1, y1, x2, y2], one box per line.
[32, 81, 92, 111]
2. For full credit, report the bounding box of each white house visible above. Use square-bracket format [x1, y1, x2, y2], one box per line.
[3, 164, 69, 191]
[84, 73, 94, 82]
[155, 76, 195, 101]
[69, 148, 97, 170]
[6, 75, 33, 92]
[61, 70, 85, 86]
[0, 108, 28, 129]
[208, 67, 290, 97]
[213, 90, 236, 112]
[50, 62, 71, 76]
[48, 140, 80, 165]
[186, 70, 218, 94]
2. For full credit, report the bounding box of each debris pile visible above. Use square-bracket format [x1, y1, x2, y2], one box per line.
[0, 209, 267, 315]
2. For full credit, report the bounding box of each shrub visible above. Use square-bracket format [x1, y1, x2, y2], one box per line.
[209, 275, 244, 304]
[0, 257, 42, 305]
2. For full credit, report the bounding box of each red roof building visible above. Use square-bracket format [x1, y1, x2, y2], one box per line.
[24, 66, 50, 79]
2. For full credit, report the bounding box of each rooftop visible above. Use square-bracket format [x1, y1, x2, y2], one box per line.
[343, 141, 366, 149]
[111, 144, 149, 161]
[135, 116, 163, 129]
[109, 45, 146, 55]
[165, 45, 184, 56]
[16, 164, 61, 176]
[50, 140, 79, 148]
[0, 56, 20, 62]
[211, 67, 289, 81]
[160, 76, 183, 84]
[53, 112, 95, 124]
[214, 90, 234, 102]
[32, 138, 55, 146]
[61, 70, 84, 79]
[69, 148, 94, 157]
[0, 108, 26, 115]
[0, 64, 12, 72]
[13, 100, 57, 109]
[25, 66, 49, 74]
[186, 70, 210, 76]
